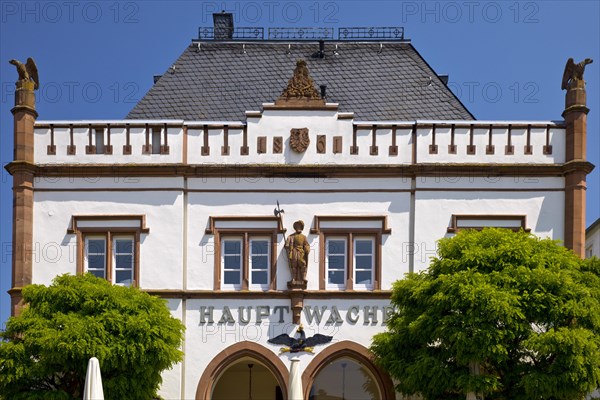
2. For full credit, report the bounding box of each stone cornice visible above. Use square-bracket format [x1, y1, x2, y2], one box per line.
[142, 289, 393, 299]
[5, 161, 595, 178]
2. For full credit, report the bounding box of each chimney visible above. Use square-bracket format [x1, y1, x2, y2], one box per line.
[7, 58, 38, 315]
[438, 75, 449, 85]
[561, 58, 594, 257]
[213, 12, 234, 40]
[320, 84, 327, 99]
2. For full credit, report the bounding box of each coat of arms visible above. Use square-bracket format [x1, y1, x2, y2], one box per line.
[290, 128, 310, 153]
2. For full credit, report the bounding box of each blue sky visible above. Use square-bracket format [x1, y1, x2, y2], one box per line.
[1, 0, 599, 328]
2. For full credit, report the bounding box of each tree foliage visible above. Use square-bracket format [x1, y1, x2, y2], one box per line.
[0, 274, 184, 399]
[371, 228, 600, 400]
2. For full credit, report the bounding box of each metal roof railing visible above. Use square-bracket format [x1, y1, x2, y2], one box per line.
[268, 27, 334, 40]
[198, 27, 265, 40]
[338, 27, 404, 40]
[197, 26, 405, 41]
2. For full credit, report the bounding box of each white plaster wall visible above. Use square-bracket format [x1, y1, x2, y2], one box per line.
[186, 182, 410, 291]
[35, 119, 565, 166]
[183, 298, 391, 400]
[34, 123, 184, 164]
[586, 225, 600, 258]
[416, 176, 565, 190]
[413, 190, 565, 271]
[416, 125, 564, 164]
[32, 191, 184, 289]
[34, 177, 184, 190]
[187, 177, 412, 191]
[158, 298, 183, 399]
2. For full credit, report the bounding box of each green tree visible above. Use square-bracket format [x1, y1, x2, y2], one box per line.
[0, 274, 184, 399]
[371, 228, 600, 400]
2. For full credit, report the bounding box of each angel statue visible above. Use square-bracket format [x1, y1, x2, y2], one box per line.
[9, 58, 39, 90]
[561, 58, 593, 90]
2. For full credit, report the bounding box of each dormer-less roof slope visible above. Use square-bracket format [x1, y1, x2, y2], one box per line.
[127, 42, 474, 121]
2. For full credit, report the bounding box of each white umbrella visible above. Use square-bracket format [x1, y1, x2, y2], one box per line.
[288, 356, 303, 400]
[83, 357, 104, 400]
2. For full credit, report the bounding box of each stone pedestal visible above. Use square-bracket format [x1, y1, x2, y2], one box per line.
[287, 281, 306, 324]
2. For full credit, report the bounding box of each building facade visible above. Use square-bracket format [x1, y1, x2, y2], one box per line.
[587, 218, 600, 258]
[7, 15, 594, 399]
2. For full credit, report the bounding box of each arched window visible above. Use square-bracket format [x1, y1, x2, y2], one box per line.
[196, 341, 289, 400]
[212, 358, 284, 400]
[302, 341, 395, 400]
[309, 357, 381, 400]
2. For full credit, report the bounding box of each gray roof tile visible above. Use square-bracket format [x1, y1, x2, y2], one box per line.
[127, 42, 474, 121]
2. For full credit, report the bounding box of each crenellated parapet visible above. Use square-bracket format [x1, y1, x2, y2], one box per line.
[31, 115, 567, 167]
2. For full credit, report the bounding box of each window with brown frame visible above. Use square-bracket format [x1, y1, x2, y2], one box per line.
[206, 216, 285, 291]
[311, 216, 391, 291]
[84, 234, 136, 286]
[68, 215, 149, 287]
[447, 215, 530, 233]
[220, 234, 273, 290]
[325, 234, 377, 290]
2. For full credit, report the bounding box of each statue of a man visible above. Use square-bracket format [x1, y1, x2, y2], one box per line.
[285, 220, 310, 284]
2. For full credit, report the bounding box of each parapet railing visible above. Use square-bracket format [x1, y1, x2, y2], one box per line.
[34, 120, 564, 162]
[197, 26, 405, 41]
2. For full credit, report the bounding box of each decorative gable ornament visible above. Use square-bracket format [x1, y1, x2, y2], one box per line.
[290, 128, 310, 153]
[275, 59, 325, 108]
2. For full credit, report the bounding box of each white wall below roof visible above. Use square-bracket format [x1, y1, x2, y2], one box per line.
[182, 298, 392, 400]
[34, 177, 184, 190]
[28, 167, 569, 399]
[34, 117, 565, 166]
[586, 223, 600, 258]
[157, 299, 183, 400]
[416, 126, 564, 164]
[30, 175, 566, 291]
[413, 190, 565, 271]
[415, 176, 564, 190]
[32, 191, 184, 289]
[34, 126, 184, 165]
[186, 177, 412, 191]
[186, 189, 410, 291]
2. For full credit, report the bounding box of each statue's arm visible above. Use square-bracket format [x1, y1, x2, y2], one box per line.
[303, 236, 310, 255]
[285, 235, 292, 251]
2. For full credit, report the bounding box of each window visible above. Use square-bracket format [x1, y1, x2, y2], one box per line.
[354, 237, 375, 289]
[69, 215, 149, 287]
[219, 235, 273, 290]
[84, 235, 135, 286]
[324, 235, 375, 290]
[85, 236, 106, 279]
[326, 237, 346, 289]
[447, 215, 530, 233]
[309, 357, 382, 400]
[207, 216, 284, 291]
[222, 238, 242, 288]
[250, 238, 270, 288]
[312, 216, 391, 291]
[114, 236, 134, 285]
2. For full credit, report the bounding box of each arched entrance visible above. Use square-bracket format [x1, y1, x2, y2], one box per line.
[196, 341, 289, 400]
[302, 341, 395, 400]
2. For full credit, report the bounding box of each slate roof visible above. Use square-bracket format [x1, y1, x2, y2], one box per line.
[127, 41, 474, 121]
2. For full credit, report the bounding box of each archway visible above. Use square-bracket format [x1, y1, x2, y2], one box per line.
[302, 341, 395, 400]
[196, 341, 289, 400]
